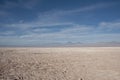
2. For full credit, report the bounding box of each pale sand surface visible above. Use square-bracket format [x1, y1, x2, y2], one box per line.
[0, 47, 120, 80]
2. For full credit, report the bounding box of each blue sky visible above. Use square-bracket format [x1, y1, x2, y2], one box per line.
[0, 0, 120, 46]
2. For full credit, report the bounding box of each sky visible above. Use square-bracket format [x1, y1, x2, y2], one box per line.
[0, 0, 120, 46]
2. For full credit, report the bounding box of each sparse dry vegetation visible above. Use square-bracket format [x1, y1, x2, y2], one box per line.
[0, 47, 120, 80]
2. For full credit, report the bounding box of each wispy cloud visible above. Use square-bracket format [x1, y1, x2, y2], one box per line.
[1, 2, 116, 29]
[0, 20, 120, 46]
[0, 1, 117, 27]
[2, 22, 74, 30]
[18, 21, 120, 39]
[99, 21, 120, 30]
[39, 2, 116, 18]
[0, 31, 15, 36]
[0, 1, 120, 46]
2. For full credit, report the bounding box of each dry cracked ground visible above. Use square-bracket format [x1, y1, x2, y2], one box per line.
[0, 47, 120, 80]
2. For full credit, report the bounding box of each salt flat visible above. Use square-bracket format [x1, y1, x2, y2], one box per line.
[0, 47, 120, 80]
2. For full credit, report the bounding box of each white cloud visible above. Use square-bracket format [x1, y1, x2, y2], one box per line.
[60, 25, 94, 34]
[32, 28, 50, 32]
[36, 2, 116, 26]
[0, 1, 120, 46]
[2, 22, 74, 30]
[0, 2, 117, 30]
[15, 21, 120, 43]
[38, 2, 116, 18]
[1, 21, 120, 46]
[0, 31, 15, 35]
[99, 21, 120, 29]
[17, 25, 95, 41]
[2, 21, 120, 40]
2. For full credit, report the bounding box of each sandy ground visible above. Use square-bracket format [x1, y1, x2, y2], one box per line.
[0, 47, 120, 80]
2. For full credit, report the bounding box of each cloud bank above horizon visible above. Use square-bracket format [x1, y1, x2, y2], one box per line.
[0, 0, 120, 46]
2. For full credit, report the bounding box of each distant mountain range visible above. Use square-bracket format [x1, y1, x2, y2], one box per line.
[46, 41, 120, 47]
[0, 41, 120, 47]
[62, 41, 120, 47]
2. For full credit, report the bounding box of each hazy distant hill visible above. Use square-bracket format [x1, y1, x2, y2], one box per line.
[0, 41, 120, 47]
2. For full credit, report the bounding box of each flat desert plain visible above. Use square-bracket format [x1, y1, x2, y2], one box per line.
[0, 47, 120, 80]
